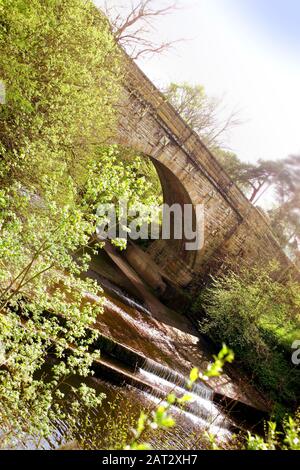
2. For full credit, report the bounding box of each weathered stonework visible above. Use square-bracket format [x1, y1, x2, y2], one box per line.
[115, 57, 299, 289]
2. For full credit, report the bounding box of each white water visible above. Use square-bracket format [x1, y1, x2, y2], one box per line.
[138, 358, 231, 438]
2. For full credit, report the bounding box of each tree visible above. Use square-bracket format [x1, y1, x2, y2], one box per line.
[213, 148, 254, 194]
[267, 155, 300, 259]
[233, 159, 285, 203]
[0, 0, 121, 193]
[215, 153, 300, 260]
[0, 0, 160, 447]
[163, 82, 240, 149]
[101, 0, 180, 59]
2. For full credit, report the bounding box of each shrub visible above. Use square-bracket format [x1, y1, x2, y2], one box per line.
[194, 263, 300, 405]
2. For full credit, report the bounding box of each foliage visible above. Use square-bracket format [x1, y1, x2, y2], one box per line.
[1, 0, 298, 452]
[0, 0, 121, 193]
[163, 82, 239, 149]
[215, 153, 300, 261]
[0, 0, 154, 447]
[0, 147, 160, 445]
[201, 408, 300, 451]
[213, 148, 249, 191]
[87, 146, 162, 248]
[195, 263, 300, 404]
[189, 343, 234, 383]
[214, 152, 300, 260]
[118, 148, 163, 205]
[247, 410, 300, 450]
[0, 0, 167, 447]
[267, 155, 300, 260]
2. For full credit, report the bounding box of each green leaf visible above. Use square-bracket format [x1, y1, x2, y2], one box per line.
[189, 367, 199, 383]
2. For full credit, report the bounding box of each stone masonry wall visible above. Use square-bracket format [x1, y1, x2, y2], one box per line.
[114, 56, 298, 288]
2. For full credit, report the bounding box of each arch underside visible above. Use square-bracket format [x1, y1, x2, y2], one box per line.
[147, 157, 198, 287]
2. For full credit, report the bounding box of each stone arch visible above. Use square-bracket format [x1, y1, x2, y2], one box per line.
[149, 157, 200, 269]
[116, 137, 202, 287]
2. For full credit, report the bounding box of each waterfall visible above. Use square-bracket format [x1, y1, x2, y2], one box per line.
[139, 358, 212, 400]
[88, 269, 152, 315]
[138, 358, 230, 437]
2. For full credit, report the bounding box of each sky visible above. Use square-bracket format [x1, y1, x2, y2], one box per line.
[96, 0, 300, 165]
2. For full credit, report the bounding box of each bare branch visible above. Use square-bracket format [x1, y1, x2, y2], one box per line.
[100, 0, 182, 60]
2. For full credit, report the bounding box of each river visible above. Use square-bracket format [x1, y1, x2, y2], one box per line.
[24, 248, 267, 450]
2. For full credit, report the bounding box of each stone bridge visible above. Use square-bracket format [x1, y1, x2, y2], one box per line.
[115, 57, 296, 291]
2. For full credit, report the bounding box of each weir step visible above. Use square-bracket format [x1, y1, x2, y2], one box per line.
[90, 331, 268, 432]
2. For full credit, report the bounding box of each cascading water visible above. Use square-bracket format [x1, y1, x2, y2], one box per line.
[12, 250, 264, 450]
[138, 358, 212, 399]
[62, 252, 264, 449]
[87, 269, 152, 316]
[138, 358, 231, 438]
